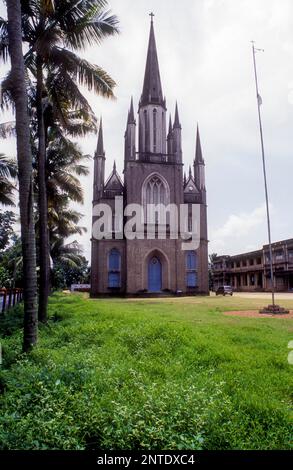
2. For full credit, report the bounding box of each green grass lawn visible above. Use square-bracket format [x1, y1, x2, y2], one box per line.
[0, 293, 292, 450]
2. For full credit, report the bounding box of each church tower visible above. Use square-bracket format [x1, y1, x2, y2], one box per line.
[91, 16, 209, 297]
[138, 16, 167, 157]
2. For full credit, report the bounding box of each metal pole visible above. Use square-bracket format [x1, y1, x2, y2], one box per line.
[251, 42, 275, 307]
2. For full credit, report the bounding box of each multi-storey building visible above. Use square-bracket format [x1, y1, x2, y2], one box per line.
[213, 238, 293, 292]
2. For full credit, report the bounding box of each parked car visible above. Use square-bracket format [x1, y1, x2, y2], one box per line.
[215, 285, 233, 296]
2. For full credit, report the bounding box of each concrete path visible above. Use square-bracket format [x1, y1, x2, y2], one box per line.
[220, 292, 293, 300]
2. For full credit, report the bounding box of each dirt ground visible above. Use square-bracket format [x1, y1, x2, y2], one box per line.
[224, 310, 293, 318]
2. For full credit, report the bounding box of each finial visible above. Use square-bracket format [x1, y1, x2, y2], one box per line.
[113, 160, 116, 172]
[189, 165, 192, 178]
[149, 12, 155, 23]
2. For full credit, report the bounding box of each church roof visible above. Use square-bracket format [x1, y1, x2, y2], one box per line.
[104, 161, 124, 192]
[140, 18, 164, 107]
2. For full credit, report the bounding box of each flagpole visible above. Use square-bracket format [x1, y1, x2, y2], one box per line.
[251, 42, 275, 308]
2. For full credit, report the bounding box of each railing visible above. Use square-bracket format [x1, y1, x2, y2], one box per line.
[0, 288, 23, 315]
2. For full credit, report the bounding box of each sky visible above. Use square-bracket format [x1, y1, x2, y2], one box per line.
[1, 0, 293, 261]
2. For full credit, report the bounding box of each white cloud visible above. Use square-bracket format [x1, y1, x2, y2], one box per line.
[209, 203, 272, 254]
[213, 204, 267, 238]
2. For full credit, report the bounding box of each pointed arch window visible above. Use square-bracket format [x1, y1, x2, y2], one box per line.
[143, 175, 169, 206]
[142, 174, 170, 224]
[108, 249, 121, 288]
[144, 110, 148, 151]
[153, 108, 157, 152]
[186, 251, 197, 288]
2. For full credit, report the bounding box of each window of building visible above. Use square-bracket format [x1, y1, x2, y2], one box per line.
[186, 251, 197, 287]
[249, 258, 254, 265]
[145, 175, 168, 205]
[142, 174, 170, 224]
[144, 110, 148, 150]
[108, 249, 121, 288]
[153, 109, 157, 152]
[275, 250, 284, 261]
[257, 257, 262, 265]
[288, 250, 293, 259]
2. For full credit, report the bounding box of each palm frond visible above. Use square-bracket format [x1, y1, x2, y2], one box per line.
[0, 154, 17, 178]
[0, 179, 16, 206]
[0, 121, 16, 138]
[64, 9, 119, 50]
[50, 47, 116, 97]
[49, 171, 84, 203]
[0, 16, 9, 62]
[0, 73, 14, 111]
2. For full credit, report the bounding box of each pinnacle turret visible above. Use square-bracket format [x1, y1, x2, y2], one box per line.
[194, 124, 204, 164]
[96, 117, 104, 157]
[173, 102, 181, 129]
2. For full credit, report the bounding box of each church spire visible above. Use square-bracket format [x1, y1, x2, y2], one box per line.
[168, 114, 173, 135]
[173, 102, 181, 129]
[128, 96, 135, 124]
[96, 117, 104, 157]
[167, 114, 173, 156]
[93, 117, 105, 199]
[140, 15, 164, 107]
[124, 98, 136, 163]
[194, 124, 206, 192]
[195, 124, 204, 164]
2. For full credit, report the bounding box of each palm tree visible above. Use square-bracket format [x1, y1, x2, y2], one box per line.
[1, 0, 118, 322]
[0, 154, 17, 206]
[46, 128, 90, 205]
[6, 0, 38, 351]
[51, 239, 85, 268]
[26, 0, 118, 322]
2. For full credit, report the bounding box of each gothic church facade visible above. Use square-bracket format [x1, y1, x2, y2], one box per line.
[91, 19, 209, 296]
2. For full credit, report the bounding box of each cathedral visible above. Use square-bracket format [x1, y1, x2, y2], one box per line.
[90, 18, 209, 296]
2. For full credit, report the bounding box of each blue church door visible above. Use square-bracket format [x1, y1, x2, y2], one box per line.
[148, 257, 162, 292]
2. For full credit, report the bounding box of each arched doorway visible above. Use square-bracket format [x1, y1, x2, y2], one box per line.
[148, 257, 162, 292]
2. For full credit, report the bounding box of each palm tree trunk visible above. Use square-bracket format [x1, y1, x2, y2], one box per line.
[6, 0, 38, 351]
[36, 54, 50, 323]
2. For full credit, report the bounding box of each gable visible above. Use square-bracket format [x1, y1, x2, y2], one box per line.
[184, 176, 199, 194]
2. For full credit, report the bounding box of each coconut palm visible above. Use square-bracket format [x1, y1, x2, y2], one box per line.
[5, 0, 38, 351]
[46, 127, 90, 205]
[1, 0, 119, 322]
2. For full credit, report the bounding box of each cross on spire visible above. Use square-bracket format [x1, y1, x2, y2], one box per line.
[149, 12, 154, 22]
